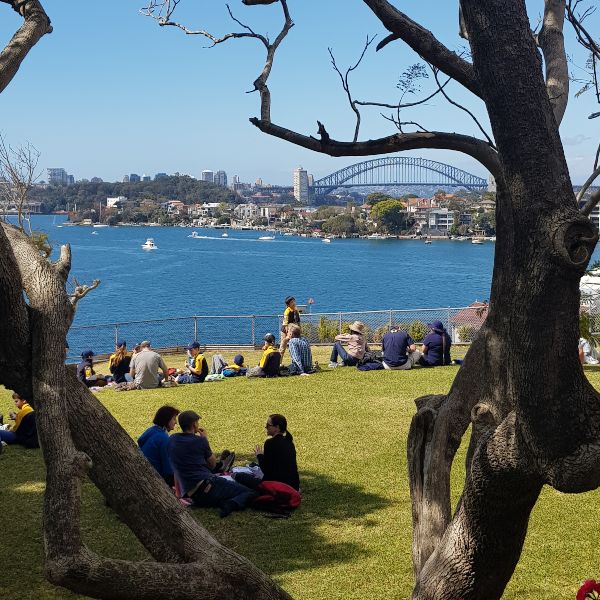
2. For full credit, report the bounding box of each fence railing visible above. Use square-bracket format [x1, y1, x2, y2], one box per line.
[67, 305, 490, 361]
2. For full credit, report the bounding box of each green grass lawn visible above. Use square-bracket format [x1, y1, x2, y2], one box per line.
[1, 347, 599, 599]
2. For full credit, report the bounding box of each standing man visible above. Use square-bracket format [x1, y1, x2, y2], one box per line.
[287, 324, 313, 376]
[129, 340, 169, 389]
[168, 411, 256, 517]
[381, 326, 422, 370]
[176, 342, 209, 384]
[280, 296, 300, 359]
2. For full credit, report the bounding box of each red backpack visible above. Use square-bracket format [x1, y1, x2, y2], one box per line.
[252, 480, 301, 514]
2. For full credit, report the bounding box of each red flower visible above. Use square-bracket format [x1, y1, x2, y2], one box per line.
[577, 580, 600, 600]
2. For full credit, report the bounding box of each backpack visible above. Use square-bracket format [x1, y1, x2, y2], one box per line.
[252, 480, 301, 514]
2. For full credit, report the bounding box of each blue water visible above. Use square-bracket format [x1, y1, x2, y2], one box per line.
[13, 215, 598, 357]
[19, 215, 498, 323]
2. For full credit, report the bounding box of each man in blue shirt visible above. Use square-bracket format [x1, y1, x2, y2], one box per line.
[168, 411, 256, 517]
[287, 324, 314, 376]
[382, 326, 422, 370]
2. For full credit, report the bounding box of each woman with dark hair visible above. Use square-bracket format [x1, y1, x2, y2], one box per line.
[108, 340, 132, 383]
[138, 405, 180, 487]
[254, 414, 300, 490]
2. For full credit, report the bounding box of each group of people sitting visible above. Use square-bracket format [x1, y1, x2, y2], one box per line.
[138, 407, 299, 517]
[329, 319, 452, 371]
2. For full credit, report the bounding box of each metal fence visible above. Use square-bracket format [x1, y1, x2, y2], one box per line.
[67, 305, 490, 361]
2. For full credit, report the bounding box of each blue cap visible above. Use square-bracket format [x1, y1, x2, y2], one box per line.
[116, 340, 126, 348]
[81, 349, 95, 359]
[187, 341, 200, 350]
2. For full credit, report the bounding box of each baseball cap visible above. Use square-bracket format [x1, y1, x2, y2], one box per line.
[186, 341, 200, 350]
[81, 349, 95, 359]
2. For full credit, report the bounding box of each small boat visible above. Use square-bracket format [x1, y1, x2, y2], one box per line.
[142, 238, 158, 250]
[283, 232, 293, 236]
[258, 235, 275, 241]
[91, 231, 99, 235]
[472, 238, 484, 245]
[367, 233, 385, 240]
[93, 223, 109, 228]
[424, 239, 432, 244]
[322, 238, 332, 243]
[221, 233, 229, 238]
[188, 231, 200, 238]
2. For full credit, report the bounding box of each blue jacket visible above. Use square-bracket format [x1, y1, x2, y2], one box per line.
[138, 425, 173, 479]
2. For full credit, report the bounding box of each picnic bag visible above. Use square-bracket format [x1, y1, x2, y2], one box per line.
[252, 480, 301, 514]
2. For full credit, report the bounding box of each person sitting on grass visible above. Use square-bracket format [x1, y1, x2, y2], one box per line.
[579, 337, 599, 365]
[329, 321, 368, 368]
[286, 324, 313, 376]
[108, 340, 132, 384]
[234, 414, 300, 491]
[129, 340, 169, 389]
[138, 405, 180, 487]
[418, 321, 452, 367]
[382, 326, 421, 370]
[0, 392, 39, 449]
[222, 354, 247, 377]
[247, 333, 281, 378]
[168, 410, 255, 517]
[77, 350, 107, 387]
[176, 342, 209, 384]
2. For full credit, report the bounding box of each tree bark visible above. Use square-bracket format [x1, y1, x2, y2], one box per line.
[0, 223, 291, 600]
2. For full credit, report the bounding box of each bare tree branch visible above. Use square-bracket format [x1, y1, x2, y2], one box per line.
[328, 36, 376, 142]
[430, 66, 496, 148]
[537, 0, 569, 125]
[249, 117, 501, 179]
[361, 0, 481, 98]
[356, 76, 451, 110]
[0, 0, 52, 94]
[69, 278, 100, 308]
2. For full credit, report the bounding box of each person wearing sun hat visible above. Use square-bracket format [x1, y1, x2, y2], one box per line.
[418, 320, 452, 367]
[329, 321, 368, 368]
[108, 340, 132, 383]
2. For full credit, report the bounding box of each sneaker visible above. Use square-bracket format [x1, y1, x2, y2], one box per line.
[219, 450, 236, 473]
[219, 499, 237, 518]
[312, 362, 322, 372]
[328, 362, 338, 369]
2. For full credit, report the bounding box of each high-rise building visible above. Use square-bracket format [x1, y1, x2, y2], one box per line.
[215, 170, 228, 187]
[201, 170, 214, 183]
[123, 175, 130, 183]
[293, 166, 309, 203]
[67, 175, 75, 185]
[142, 174, 151, 182]
[129, 173, 141, 183]
[155, 172, 168, 180]
[47, 168, 72, 186]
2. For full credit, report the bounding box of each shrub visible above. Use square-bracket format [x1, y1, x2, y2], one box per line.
[457, 325, 477, 343]
[409, 320, 428, 342]
[318, 316, 340, 343]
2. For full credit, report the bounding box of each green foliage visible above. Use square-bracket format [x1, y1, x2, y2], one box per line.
[318, 316, 339, 342]
[472, 212, 496, 234]
[314, 205, 338, 221]
[408, 320, 427, 342]
[457, 325, 477, 342]
[365, 192, 395, 206]
[370, 200, 411, 234]
[321, 214, 357, 236]
[30, 231, 52, 258]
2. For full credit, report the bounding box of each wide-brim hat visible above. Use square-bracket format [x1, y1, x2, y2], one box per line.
[427, 320, 445, 332]
[349, 321, 366, 335]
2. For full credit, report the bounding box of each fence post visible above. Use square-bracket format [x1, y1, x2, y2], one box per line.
[389, 309, 393, 329]
[114, 325, 119, 346]
[251, 316, 256, 346]
[194, 317, 198, 342]
[447, 307, 451, 331]
[339, 312, 342, 334]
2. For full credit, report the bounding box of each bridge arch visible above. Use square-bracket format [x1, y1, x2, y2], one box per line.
[312, 156, 488, 195]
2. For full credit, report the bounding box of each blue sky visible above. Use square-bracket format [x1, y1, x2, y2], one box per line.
[0, 0, 597, 185]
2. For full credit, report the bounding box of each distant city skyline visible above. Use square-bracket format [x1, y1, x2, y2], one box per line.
[1, 2, 597, 185]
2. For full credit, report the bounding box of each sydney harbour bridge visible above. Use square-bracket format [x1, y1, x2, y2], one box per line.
[310, 156, 488, 196]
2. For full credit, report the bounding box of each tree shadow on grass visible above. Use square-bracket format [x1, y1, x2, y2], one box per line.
[3, 448, 393, 589]
[194, 469, 393, 576]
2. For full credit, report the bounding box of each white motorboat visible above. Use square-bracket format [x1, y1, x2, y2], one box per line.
[367, 233, 385, 240]
[188, 231, 200, 238]
[221, 233, 229, 238]
[472, 238, 484, 245]
[258, 235, 275, 240]
[283, 232, 293, 236]
[424, 239, 432, 244]
[142, 238, 158, 250]
[322, 238, 332, 243]
[91, 231, 99, 235]
[93, 223, 109, 228]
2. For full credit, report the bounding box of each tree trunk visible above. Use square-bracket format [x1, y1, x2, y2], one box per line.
[408, 1, 600, 598]
[0, 223, 291, 600]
